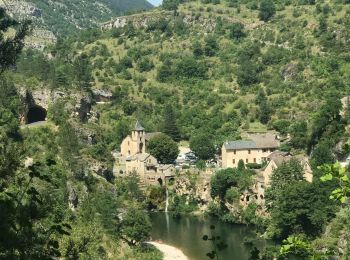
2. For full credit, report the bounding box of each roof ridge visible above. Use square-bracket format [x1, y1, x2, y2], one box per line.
[134, 120, 145, 131]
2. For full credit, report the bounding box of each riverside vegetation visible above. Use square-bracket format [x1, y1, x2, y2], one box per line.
[2, 0, 350, 259]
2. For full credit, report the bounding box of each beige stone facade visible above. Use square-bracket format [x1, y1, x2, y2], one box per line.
[240, 151, 313, 208]
[222, 133, 280, 168]
[120, 121, 146, 156]
[262, 151, 313, 186]
[114, 121, 175, 185]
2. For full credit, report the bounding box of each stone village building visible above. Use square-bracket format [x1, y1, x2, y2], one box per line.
[113, 121, 175, 185]
[221, 133, 280, 168]
[221, 134, 312, 207]
[241, 151, 313, 207]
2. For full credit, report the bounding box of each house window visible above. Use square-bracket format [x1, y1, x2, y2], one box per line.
[232, 159, 235, 164]
[248, 150, 251, 154]
[128, 141, 130, 146]
[149, 159, 151, 163]
[246, 159, 248, 163]
[234, 150, 236, 154]
[254, 158, 256, 163]
[128, 150, 130, 155]
[262, 149, 267, 153]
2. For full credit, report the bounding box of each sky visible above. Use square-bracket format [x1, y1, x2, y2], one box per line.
[148, 0, 162, 6]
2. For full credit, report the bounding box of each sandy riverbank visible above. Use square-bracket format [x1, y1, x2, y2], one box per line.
[147, 242, 189, 260]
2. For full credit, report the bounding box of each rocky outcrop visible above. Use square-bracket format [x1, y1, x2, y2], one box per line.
[173, 174, 212, 211]
[102, 11, 263, 32]
[93, 89, 113, 103]
[67, 182, 79, 211]
[19, 88, 94, 124]
[281, 62, 300, 80]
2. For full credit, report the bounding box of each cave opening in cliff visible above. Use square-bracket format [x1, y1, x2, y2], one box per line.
[27, 105, 47, 124]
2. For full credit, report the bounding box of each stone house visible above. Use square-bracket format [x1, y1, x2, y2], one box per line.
[262, 151, 313, 185]
[221, 133, 280, 168]
[114, 121, 175, 185]
[240, 151, 313, 207]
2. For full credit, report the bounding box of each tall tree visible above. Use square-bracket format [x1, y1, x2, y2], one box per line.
[190, 132, 216, 160]
[266, 160, 336, 239]
[0, 9, 70, 258]
[259, 0, 276, 22]
[0, 8, 30, 72]
[148, 134, 179, 164]
[163, 104, 181, 142]
[73, 53, 92, 91]
[259, 101, 271, 124]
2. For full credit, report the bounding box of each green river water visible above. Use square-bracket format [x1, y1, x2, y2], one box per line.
[149, 213, 271, 260]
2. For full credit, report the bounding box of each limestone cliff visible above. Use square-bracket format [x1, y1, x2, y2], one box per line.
[172, 173, 212, 212]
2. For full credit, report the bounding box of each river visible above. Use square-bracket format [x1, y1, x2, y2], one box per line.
[149, 213, 271, 260]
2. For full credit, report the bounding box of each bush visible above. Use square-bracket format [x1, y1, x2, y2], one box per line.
[228, 22, 246, 40]
[246, 163, 263, 169]
[137, 57, 154, 72]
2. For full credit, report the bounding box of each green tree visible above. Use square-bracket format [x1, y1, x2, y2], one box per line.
[236, 60, 260, 86]
[211, 169, 236, 200]
[119, 209, 152, 245]
[0, 9, 71, 258]
[0, 8, 30, 72]
[162, 0, 180, 11]
[137, 57, 154, 72]
[289, 121, 308, 149]
[190, 133, 216, 160]
[320, 163, 350, 204]
[228, 22, 246, 40]
[204, 35, 219, 57]
[148, 134, 179, 164]
[211, 168, 252, 201]
[279, 235, 312, 258]
[162, 104, 181, 142]
[259, 0, 276, 22]
[192, 41, 203, 57]
[308, 95, 344, 153]
[259, 101, 271, 124]
[73, 53, 92, 91]
[265, 159, 304, 202]
[311, 141, 335, 168]
[266, 160, 336, 239]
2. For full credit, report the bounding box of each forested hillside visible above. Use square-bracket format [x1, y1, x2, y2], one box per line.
[16, 0, 350, 154]
[1, 0, 153, 38]
[3, 0, 350, 259]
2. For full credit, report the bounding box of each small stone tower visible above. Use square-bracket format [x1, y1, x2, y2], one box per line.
[132, 120, 146, 154]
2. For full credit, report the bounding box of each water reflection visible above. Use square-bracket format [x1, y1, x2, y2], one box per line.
[149, 213, 269, 260]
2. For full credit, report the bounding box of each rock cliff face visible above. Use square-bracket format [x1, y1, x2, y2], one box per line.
[173, 174, 212, 211]
[19, 88, 94, 124]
